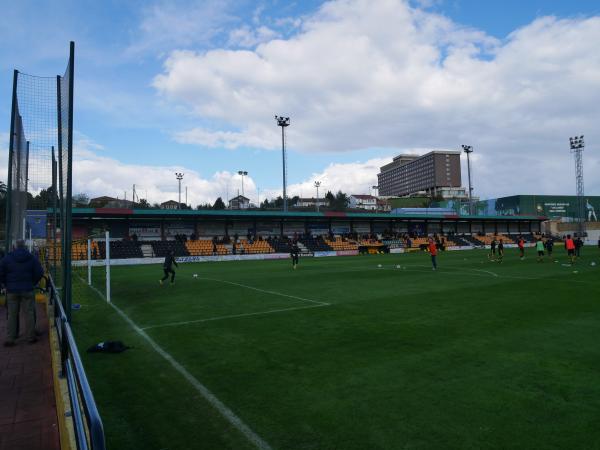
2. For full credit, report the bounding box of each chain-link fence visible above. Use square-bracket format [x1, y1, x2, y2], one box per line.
[5, 42, 74, 319]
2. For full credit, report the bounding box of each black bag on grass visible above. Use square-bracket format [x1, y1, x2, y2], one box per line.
[87, 341, 131, 353]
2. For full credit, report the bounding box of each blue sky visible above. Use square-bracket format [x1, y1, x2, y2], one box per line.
[1, 0, 599, 206]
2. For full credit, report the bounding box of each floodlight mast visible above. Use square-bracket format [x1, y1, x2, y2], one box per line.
[569, 135, 585, 236]
[462, 145, 474, 215]
[275, 116, 290, 212]
[237, 170, 248, 197]
[314, 181, 321, 212]
[175, 172, 184, 209]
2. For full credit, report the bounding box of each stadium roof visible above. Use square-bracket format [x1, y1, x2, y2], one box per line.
[68, 208, 546, 221]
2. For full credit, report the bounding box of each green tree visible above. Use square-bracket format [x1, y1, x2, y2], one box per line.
[213, 197, 226, 210]
[334, 191, 349, 211]
[73, 192, 90, 207]
[325, 191, 335, 205]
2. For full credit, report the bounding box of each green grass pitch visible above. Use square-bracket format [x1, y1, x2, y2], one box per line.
[73, 248, 600, 450]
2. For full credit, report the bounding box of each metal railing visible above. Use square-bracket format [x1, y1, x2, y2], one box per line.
[49, 278, 106, 450]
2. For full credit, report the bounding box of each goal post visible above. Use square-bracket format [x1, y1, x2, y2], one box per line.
[74, 230, 111, 303]
[105, 230, 111, 303]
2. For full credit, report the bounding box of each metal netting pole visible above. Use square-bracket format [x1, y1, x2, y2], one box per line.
[87, 238, 92, 286]
[63, 42, 75, 320]
[5, 71, 18, 252]
[51, 146, 58, 280]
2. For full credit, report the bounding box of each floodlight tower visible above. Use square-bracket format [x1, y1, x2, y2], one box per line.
[314, 181, 321, 212]
[462, 145, 474, 215]
[275, 116, 290, 212]
[237, 170, 248, 197]
[569, 135, 585, 236]
[175, 172, 184, 209]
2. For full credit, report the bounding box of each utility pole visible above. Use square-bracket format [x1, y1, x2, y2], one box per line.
[275, 116, 290, 212]
[175, 172, 184, 209]
[462, 145, 474, 215]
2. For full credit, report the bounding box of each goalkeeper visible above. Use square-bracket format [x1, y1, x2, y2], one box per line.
[159, 251, 178, 285]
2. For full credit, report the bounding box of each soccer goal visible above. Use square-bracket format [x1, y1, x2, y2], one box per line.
[73, 230, 111, 303]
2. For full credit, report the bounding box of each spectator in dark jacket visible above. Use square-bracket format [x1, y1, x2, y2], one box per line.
[1, 240, 44, 346]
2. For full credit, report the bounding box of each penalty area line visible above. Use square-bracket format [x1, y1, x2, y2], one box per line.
[142, 303, 329, 330]
[107, 301, 273, 450]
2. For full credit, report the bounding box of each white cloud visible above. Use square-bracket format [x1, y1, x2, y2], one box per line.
[276, 156, 392, 200]
[126, 0, 236, 56]
[228, 25, 279, 48]
[152, 0, 600, 198]
[70, 134, 261, 206]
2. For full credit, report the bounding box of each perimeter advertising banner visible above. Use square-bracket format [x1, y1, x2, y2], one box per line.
[476, 195, 600, 220]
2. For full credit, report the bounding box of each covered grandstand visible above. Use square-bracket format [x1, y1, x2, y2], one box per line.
[53, 208, 547, 259]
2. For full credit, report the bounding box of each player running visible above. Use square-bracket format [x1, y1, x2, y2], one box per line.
[535, 238, 545, 262]
[159, 250, 178, 285]
[517, 236, 525, 260]
[428, 237, 438, 271]
[290, 242, 300, 269]
[564, 234, 576, 264]
[497, 239, 504, 263]
[489, 237, 497, 260]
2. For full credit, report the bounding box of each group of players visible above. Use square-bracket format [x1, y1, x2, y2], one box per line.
[157, 234, 585, 284]
[488, 234, 581, 264]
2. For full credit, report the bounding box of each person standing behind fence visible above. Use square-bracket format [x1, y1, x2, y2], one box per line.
[1, 239, 44, 346]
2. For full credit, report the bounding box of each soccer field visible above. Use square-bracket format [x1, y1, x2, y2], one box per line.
[74, 248, 600, 450]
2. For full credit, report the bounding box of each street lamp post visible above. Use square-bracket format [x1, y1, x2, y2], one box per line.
[237, 170, 248, 198]
[461, 145, 474, 215]
[569, 135, 585, 236]
[175, 172, 184, 209]
[275, 116, 290, 212]
[314, 181, 321, 212]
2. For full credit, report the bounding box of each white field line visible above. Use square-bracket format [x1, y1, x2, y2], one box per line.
[78, 273, 273, 449]
[107, 301, 273, 450]
[142, 304, 328, 330]
[470, 268, 499, 277]
[199, 278, 329, 306]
